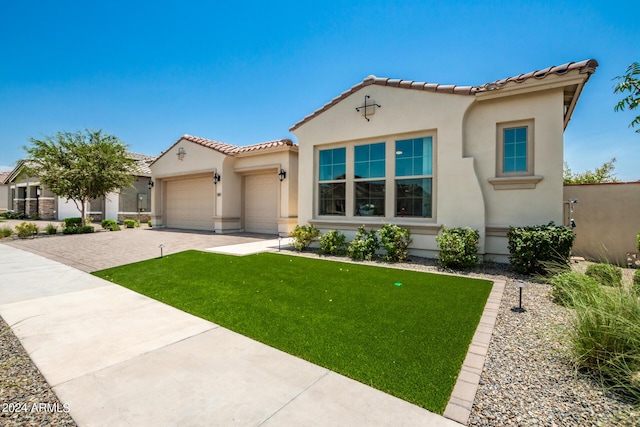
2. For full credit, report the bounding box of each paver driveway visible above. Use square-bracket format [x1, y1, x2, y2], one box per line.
[1, 220, 278, 272]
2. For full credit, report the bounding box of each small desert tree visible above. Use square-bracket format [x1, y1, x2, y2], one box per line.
[23, 130, 135, 226]
[563, 158, 619, 184]
[614, 62, 640, 133]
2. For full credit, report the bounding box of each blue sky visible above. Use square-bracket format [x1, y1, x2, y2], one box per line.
[1, 1, 638, 180]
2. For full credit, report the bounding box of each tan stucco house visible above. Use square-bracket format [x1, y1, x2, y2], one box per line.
[290, 59, 598, 262]
[149, 135, 298, 235]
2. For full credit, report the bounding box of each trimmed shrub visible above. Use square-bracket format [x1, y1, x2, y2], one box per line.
[123, 219, 139, 228]
[507, 222, 575, 275]
[15, 222, 38, 239]
[436, 226, 479, 269]
[44, 223, 58, 235]
[148, 220, 152, 228]
[319, 230, 347, 256]
[347, 225, 380, 261]
[550, 271, 602, 307]
[570, 287, 640, 402]
[101, 219, 119, 231]
[63, 217, 83, 228]
[291, 224, 320, 251]
[379, 224, 412, 263]
[62, 225, 95, 235]
[0, 226, 13, 238]
[2, 211, 25, 220]
[585, 263, 623, 287]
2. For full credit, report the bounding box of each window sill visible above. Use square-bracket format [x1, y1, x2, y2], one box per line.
[487, 175, 543, 190]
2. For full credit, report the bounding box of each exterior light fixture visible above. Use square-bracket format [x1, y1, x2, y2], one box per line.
[177, 147, 186, 161]
[213, 172, 221, 184]
[36, 186, 41, 197]
[147, 180, 154, 190]
[278, 169, 287, 182]
[511, 282, 528, 313]
[159, 244, 164, 258]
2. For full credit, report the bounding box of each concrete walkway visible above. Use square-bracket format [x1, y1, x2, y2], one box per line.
[0, 243, 462, 426]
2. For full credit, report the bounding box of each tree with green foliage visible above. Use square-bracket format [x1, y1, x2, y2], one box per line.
[563, 158, 619, 184]
[614, 62, 640, 133]
[23, 129, 135, 226]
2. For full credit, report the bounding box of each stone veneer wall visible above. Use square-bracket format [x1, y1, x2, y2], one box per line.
[118, 213, 151, 223]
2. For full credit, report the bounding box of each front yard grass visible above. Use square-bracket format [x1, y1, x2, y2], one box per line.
[93, 250, 492, 413]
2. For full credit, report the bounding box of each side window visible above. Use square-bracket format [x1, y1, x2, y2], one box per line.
[497, 120, 534, 176]
[395, 137, 433, 218]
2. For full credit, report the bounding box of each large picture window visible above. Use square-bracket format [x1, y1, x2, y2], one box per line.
[354, 142, 385, 216]
[395, 137, 433, 218]
[318, 147, 346, 215]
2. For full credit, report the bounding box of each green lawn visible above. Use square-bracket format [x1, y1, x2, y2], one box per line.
[93, 251, 492, 413]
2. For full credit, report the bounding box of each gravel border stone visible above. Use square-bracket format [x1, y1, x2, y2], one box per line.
[0, 317, 77, 427]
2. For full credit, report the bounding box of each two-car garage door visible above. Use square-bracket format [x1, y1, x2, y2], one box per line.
[165, 172, 278, 233]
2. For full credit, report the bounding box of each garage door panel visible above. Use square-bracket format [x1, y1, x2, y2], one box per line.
[166, 176, 215, 230]
[245, 174, 277, 234]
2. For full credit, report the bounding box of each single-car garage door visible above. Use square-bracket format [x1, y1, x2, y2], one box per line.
[244, 173, 278, 234]
[166, 176, 215, 230]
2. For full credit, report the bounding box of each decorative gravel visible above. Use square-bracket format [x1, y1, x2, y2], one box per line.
[0, 318, 76, 427]
[1, 247, 638, 426]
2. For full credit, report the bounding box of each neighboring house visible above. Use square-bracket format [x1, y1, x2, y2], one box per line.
[149, 134, 298, 235]
[4, 153, 156, 222]
[0, 171, 10, 213]
[290, 59, 598, 262]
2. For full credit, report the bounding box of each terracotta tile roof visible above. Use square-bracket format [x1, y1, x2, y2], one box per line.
[181, 134, 238, 155]
[181, 134, 295, 154]
[233, 139, 295, 153]
[289, 59, 598, 131]
[150, 135, 296, 166]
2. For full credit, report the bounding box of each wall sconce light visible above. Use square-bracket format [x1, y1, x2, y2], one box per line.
[177, 147, 186, 161]
[213, 172, 221, 184]
[278, 169, 287, 182]
[147, 180, 154, 190]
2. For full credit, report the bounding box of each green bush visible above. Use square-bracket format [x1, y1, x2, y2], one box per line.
[0, 226, 13, 238]
[379, 224, 412, 262]
[63, 217, 83, 228]
[123, 219, 139, 228]
[2, 211, 26, 220]
[29, 213, 40, 220]
[436, 226, 479, 269]
[148, 220, 152, 228]
[291, 224, 320, 251]
[101, 219, 119, 231]
[347, 225, 380, 261]
[585, 263, 623, 287]
[62, 225, 95, 235]
[550, 271, 602, 307]
[15, 222, 38, 239]
[633, 270, 640, 295]
[637, 231, 640, 252]
[319, 230, 347, 256]
[570, 287, 640, 402]
[507, 222, 576, 275]
[44, 223, 58, 235]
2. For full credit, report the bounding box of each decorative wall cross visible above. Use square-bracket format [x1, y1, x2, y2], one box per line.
[355, 95, 381, 122]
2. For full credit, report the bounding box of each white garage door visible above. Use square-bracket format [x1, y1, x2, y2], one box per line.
[244, 173, 278, 234]
[166, 176, 215, 230]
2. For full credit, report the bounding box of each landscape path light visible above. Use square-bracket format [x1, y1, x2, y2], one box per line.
[511, 282, 528, 313]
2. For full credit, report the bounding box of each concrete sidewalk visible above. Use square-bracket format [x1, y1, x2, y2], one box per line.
[0, 244, 461, 426]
